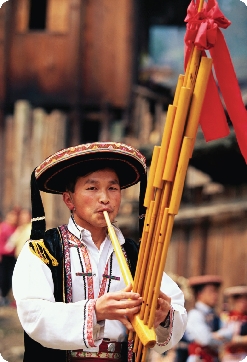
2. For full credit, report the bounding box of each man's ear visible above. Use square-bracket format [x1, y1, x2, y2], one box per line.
[63, 192, 74, 211]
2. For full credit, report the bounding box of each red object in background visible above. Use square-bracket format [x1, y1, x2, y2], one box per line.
[184, 0, 247, 163]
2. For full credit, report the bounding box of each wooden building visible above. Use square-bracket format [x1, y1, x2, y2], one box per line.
[0, 0, 190, 140]
[0, 0, 137, 146]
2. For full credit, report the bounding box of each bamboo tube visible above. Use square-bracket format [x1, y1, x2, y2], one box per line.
[153, 105, 176, 189]
[142, 185, 171, 324]
[136, 340, 142, 362]
[185, 57, 213, 139]
[185, 57, 213, 157]
[169, 137, 194, 215]
[134, 188, 162, 297]
[140, 186, 172, 325]
[143, 206, 169, 324]
[148, 208, 169, 327]
[138, 189, 163, 317]
[151, 74, 183, 190]
[144, 146, 160, 207]
[133, 335, 140, 353]
[103, 211, 133, 285]
[134, 201, 155, 294]
[144, 202, 154, 233]
[162, 87, 192, 182]
[141, 346, 148, 362]
[141, 216, 166, 320]
[173, 74, 185, 107]
[148, 213, 175, 328]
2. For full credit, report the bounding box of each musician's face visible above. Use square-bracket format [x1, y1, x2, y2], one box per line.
[63, 168, 121, 231]
[197, 284, 220, 308]
[231, 295, 247, 314]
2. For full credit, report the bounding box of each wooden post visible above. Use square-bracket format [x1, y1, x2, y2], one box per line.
[13, 100, 32, 207]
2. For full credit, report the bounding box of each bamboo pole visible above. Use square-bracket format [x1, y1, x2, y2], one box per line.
[103, 211, 133, 285]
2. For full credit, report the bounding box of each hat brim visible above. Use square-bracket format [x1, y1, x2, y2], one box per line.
[189, 275, 223, 288]
[224, 286, 247, 297]
[35, 143, 146, 194]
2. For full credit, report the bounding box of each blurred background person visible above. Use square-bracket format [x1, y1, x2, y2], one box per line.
[0, 208, 18, 306]
[217, 285, 247, 362]
[185, 275, 224, 362]
[5, 208, 31, 259]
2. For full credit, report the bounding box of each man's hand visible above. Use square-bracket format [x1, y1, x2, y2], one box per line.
[154, 290, 171, 328]
[95, 284, 142, 330]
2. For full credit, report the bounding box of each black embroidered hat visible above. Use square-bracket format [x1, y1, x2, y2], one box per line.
[30, 142, 147, 240]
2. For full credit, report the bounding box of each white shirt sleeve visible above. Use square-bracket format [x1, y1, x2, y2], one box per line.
[12, 242, 103, 350]
[152, 272, 187, 354]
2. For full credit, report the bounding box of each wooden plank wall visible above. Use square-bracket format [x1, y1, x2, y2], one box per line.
[2, 100, 69, 228]
[82, 0, 133, 107]
[165, 206, 247, 294]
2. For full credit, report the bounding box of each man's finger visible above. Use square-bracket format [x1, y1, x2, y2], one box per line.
[123, 283, 133, 292]
[119, 316, 134, 331]
[115, 291, 141, 301]
[158, 290, 171, 303]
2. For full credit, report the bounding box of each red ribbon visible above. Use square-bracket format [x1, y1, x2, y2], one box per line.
[184, 0, 247, 163]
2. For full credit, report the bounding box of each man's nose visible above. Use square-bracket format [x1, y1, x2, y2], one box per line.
[99, 191, 110, 204]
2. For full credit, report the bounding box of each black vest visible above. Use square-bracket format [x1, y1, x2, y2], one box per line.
[23, 227, 139, 362]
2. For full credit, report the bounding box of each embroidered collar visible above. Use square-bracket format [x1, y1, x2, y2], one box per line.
[67, 216, 126, 248]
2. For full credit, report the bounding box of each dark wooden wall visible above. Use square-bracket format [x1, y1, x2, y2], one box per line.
[165, 185, 247, 291]
[1, 0, 133, 109]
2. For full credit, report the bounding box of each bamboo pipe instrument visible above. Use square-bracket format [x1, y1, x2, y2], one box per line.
[133, 49, 211, 362]
[138, 56, 212, 331]
[132, 58, 212, 360]
[133, 0, 205, 305]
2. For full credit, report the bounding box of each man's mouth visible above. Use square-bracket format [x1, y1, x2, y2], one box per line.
[96, 207, 113, 213]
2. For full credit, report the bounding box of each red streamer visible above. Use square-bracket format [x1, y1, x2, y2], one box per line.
[184, 0, 247, 163]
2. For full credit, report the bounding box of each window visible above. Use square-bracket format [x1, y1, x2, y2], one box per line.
[29, 0, 47, 30]
[16, 0, 69, 33]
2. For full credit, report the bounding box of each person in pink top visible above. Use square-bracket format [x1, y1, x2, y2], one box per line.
[0, 208, 18, 306]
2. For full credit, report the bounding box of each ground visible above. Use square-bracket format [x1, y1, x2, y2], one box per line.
[0, 305, 24, 362]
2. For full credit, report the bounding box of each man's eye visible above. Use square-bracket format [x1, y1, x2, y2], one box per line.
[86, 187, 96, 190]
[109, 186, 119, 190]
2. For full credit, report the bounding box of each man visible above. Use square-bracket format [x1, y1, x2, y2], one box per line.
[185, 275, 223, 362]
[12, 142, 187, 362]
